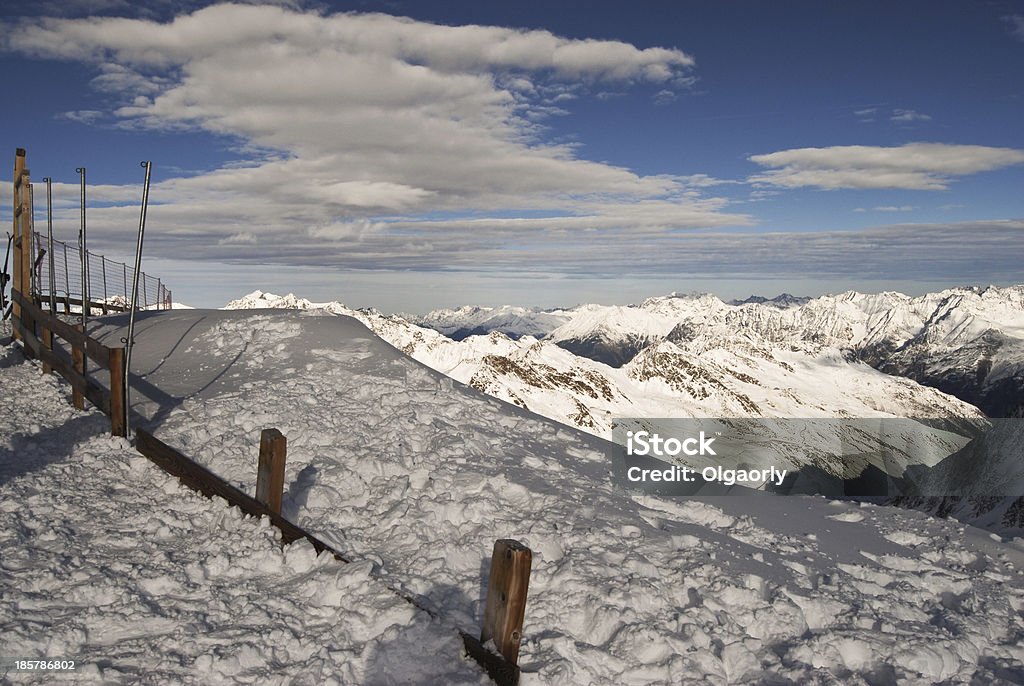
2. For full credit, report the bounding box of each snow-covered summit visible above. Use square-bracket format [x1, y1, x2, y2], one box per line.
[411, 285, 1024, 418]
[414, 304, 570, 341]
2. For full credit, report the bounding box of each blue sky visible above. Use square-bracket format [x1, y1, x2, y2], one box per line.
[2, 0, 1022, 311]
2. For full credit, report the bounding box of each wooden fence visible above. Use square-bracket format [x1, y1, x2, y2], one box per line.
[134, 427, 530, 685]
[9, 148, 126, 437]
[11, 291, 126, 436]
[7, 147, 176, 437]
[9, 148, 532, 684]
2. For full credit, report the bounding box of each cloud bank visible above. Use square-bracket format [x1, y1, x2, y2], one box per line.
[2, 3, 756, 270]
[749, 143, 1024, 191]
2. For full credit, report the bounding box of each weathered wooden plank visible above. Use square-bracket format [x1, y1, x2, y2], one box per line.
[13, 317, 110, 415]
[11, 150, 25, 339]
[256, 428, 287, 515]
[18, 169, 31, 320]
[71, 335, 85, 410]
[481, 539, 532, 666]
[13, 291, 113, 366]
[83, 377, 111, 416]
[37, 294, 128, 315]
[11, 316, 34, 354]
[40, 327, 53, 374]
[134, 429, 349, 560]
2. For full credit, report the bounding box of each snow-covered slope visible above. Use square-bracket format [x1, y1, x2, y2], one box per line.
[0, 335, 486, 685]
[40, 309, 1018, 683]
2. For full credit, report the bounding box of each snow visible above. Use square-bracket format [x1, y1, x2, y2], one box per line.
[2, 307, 1018, 683]
[0, 335, 487, 685]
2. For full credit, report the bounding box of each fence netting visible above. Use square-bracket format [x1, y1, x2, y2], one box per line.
[30, 230, 171, 311]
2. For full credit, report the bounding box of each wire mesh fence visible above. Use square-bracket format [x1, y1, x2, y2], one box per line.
[30, 230, 171, 312]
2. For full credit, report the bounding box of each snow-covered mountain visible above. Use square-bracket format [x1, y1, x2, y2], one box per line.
[226, 291, 985, 437]
[415, 285, 1024, 418]
[412, 304, 571, 341]
[729, 293, 811, 308]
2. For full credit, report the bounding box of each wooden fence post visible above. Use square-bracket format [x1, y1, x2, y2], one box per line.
[71, 325, 85, 410]
[19, 168, 31, 316]
[108, 347, 126, 437]
[11, 149, 25, 341]
[481, 539, 532, 666]
[41, 328, 53, 374]
[256, 428, 287, 515]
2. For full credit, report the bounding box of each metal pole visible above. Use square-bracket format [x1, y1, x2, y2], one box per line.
[27, 183, 34, 298]
[102, 257, 108, 303]
[124, 160, 152, 439]
[44, 177, 55, 313]
[76, 166, 88, 328]
[63, 242, 70, 302]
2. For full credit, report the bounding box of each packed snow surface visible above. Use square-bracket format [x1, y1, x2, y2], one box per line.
[0, 336, 486, 685]
[31, 308, 1017, 684]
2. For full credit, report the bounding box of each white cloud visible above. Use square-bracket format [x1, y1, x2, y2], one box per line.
[891, 108, 931, 123]
[749, 143, 1024, 190]
[0, 4, 747, 272]
[854, 107, 876, 122]
[653, 89, 677, 105]
[56, 109, 104, 124]
[1, 4, 757, 274]
[675, 174, 738, 188]
[854, 205, 916, 213]
[1005, 15, 1024, 41]
[3, 6, 694, 78]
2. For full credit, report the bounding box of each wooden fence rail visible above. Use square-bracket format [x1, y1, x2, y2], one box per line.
[136, 427, 529, 686]
[48, 295, 130, 315]
[12, 290, 126, 437]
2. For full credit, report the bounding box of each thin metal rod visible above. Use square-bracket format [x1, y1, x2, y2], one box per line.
[63, 242, 70, 300]
[44, 177, 55, 313]
[124, 160, 153, 439]
[27, 183, 35, 298]
[76, 166, 88, 328]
